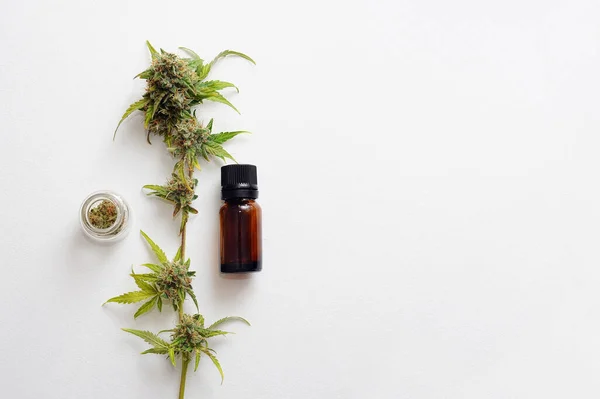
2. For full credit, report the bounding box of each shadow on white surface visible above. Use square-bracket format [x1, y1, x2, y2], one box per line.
[65, 224, 127, 271]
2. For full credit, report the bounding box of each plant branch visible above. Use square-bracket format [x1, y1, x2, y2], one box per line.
[180, 222, 187, 262]
[178, 355, 190, 399]
[110, 44, 254, 399]
[179, 159, 195, 262]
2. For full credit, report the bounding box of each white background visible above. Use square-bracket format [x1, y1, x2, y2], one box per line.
[1, 0, 600, 398]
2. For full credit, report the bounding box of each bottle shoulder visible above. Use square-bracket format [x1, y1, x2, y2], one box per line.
[220, 199, 261, 213]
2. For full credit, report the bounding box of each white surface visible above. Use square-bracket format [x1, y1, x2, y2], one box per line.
[1, 0, 600, 398]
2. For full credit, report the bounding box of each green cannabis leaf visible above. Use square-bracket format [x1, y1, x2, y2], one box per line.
[208, 316, 251, 330]
[114, 98, 149, 140]
[105, 290, 155, 305]
[200, 140, 236, 162]
[107, 41, 254, 399]
[134, 296, 158, 318]
[209, 131, 249, 144]
[122, 328, 170, 353]
[140, 230, 168, 264]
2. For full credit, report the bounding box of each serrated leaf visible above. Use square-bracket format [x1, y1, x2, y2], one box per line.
[141, 263, 162, 273]
[196, 49, 254, 80]
[134, 296, 158, 318]
[206, 118, 214, 132]
[134, 69, 151, 80]
[202, 142, 236, 162]
[188, 289, 199, 312]
[208, 316, 251, 330]
[131, 271, 157, 293]
[146, 41, 158, 59]
[130, 272, 157, 282]
[210, 50, 256, 68]
[144, 105, 154, 129]
[204, 92, 240, 114]
[202, 349, 224, 384]
[105, 290, 155, 305]
[197, 64, 212, 81]
[194, 350, 201, 371]
[168, 347, 176, 367]
[201, 329, 231, 338]
[199, 80, 239, 93]
[141, 347, 168, 355]
[179, 47, 204, 63]
[173, 246, 182, 262]
[114, 98, 148, 139]
[140, 231, 168, 265]
[143, 184, 167, 193]
[136, 279, 155, 293]
[122, 328, 170, 349]
[199, 145, 209, 161]
[187, 59, 203, 70]
[193, 157, 201, 170]
[209, 131, 249, 145]
[152, 92, 166, 120]
[156, 296, 163, 312]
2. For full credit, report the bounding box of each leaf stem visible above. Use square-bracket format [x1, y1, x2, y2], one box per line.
[178, 355, 190, 399]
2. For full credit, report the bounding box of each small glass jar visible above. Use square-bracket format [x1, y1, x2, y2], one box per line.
[79, 191, 131, 242]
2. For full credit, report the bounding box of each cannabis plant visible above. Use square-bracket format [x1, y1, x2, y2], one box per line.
[105, 41, 254, 399]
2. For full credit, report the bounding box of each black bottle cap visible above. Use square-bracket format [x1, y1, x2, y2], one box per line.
[221, 164, 258, 200]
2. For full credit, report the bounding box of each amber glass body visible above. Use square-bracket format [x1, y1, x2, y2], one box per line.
[219, 198, 262, 273]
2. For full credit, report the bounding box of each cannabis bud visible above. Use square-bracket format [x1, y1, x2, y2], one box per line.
[156, 260, 194, 310]
[88, 199, 117, 229]
[169, 313, 249, 378]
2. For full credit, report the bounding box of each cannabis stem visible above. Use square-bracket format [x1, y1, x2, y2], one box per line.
[181, 162, 194, 271]
[108, 42, 254, 399]
[178, 356, 190, 399]
[177, 162, 193, 394]
[180, 223, 187, 262]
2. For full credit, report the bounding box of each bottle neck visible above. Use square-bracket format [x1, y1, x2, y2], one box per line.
[221, 188, 258, 200]
[224, 197, 255, 204]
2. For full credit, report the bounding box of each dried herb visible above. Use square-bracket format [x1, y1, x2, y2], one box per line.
[105, 41, 254, 399]
[88, 199, 117, 229]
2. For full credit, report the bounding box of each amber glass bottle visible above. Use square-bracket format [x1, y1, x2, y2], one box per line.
[220, 164, 262, 273]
